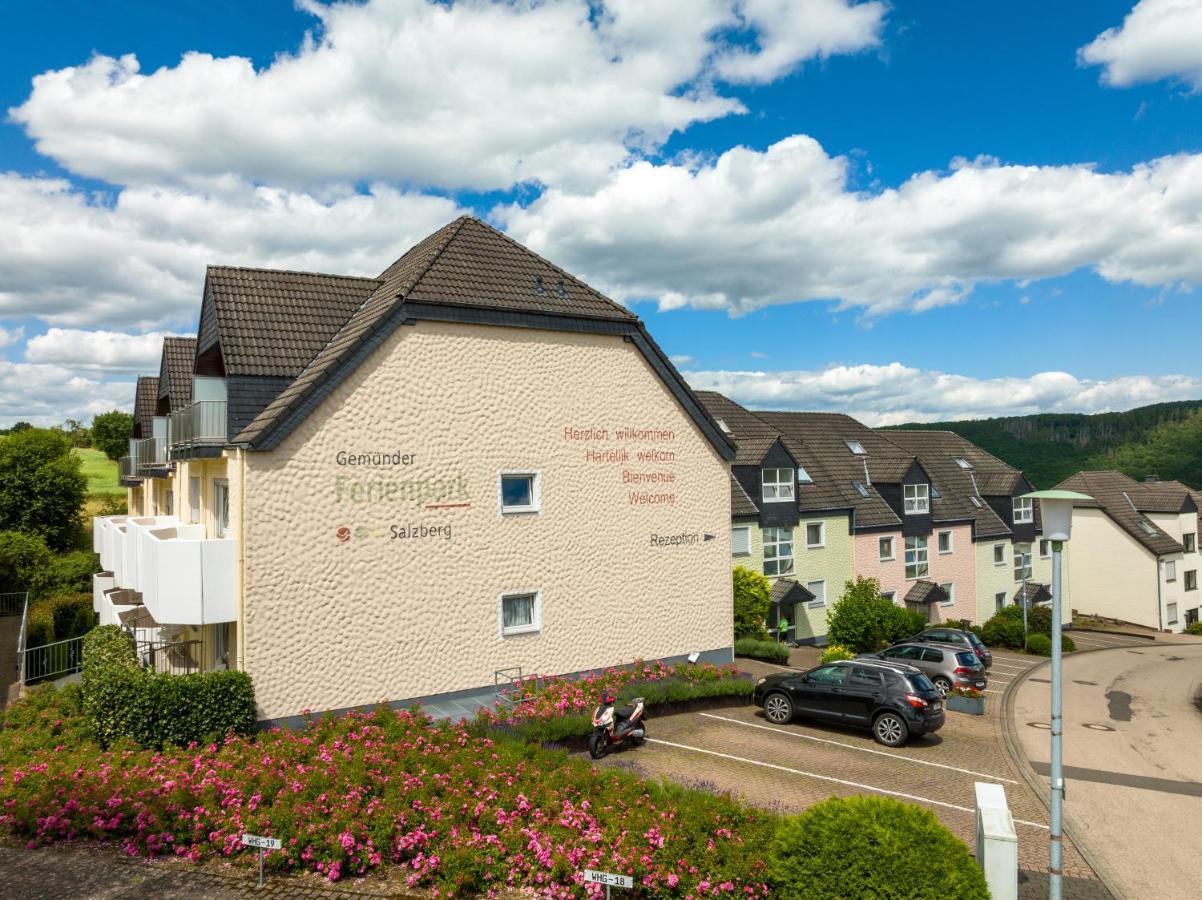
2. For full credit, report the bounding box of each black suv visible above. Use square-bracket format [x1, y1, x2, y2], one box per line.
[902, 627, 993, 669]
[752, 659, 944, 747]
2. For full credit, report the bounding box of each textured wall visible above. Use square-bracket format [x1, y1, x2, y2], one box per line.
[973, 539, 1066, 624]
[853, 524, 976, 621]
[241, 321, 732, 719]
[1064, 509, 1159, 629]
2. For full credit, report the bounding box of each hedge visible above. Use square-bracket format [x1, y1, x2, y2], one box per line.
[82, 625, 256, 749]
[1185, 621, 1202, 636]
[1025, 633, 1076, 656]
[734, 638, 791, 664]
[768, 796, 989, 899]
[24, 592, 94, 649]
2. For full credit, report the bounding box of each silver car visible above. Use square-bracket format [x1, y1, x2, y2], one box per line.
[867, 642, 987, 697]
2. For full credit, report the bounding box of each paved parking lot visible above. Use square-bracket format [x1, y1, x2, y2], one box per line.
[592, 633, 1150, 898]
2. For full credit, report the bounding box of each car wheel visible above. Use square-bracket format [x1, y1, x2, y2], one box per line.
[763, 692, 793, 724]
[872, 712, 909, 747]
[588, 732, 609, 760]
[933, 677, 952, 698]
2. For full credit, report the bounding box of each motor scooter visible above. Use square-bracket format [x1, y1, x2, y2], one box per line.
[589, 694, 646, 759]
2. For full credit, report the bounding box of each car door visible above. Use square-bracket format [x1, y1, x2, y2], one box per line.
[842, 666, 887, 724]
[790, 665, 847, 721]
[881, 645, 922, 666]
[918, 646, 945, 680]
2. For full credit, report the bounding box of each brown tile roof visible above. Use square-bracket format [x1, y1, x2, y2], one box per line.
[205, 266, 381, 376]
[234, 217, 677, 449]
[157, 337, 196, 411]
[885, 430, 1031, 538]
[770, 577, 815, 606]
[904, 579, 950, 605]
[1056, 471, 1196, 556]
[1014, 582, 1051, 605]
[694, 391, 783, 466]
[730, 474, 759, 517]
[133, 376, 159, 438]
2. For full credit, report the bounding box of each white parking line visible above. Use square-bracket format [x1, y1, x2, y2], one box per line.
[699, 713, 1019, 784]
[983, 689, 1005, 695]
[647, 737, 1049, 830]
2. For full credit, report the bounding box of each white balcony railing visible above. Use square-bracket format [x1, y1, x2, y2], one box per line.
[170, 400, 227, 450]
[137, 525, 236, 625]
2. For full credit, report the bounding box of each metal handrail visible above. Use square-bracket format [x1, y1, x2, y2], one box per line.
[0, 591, 27, 617]
[14, 592, 30, 685]
[18, 633, 86, 684]
[170, 400, 227, 449]
[135, 637, 204, 676]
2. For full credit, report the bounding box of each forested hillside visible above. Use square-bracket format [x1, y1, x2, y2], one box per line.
[884, 401, 1202, 489]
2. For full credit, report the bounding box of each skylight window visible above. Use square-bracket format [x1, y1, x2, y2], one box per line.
[797, 466, 813, 484]
[1138, 520, 1158, 536]
[953, 457, 973, 469]
[969, 496, 983, 509]
[854, 482, 870, 498]
[931, 486, 942, 499]
[716, 418, 731, 434]
[846, 440, 867, 455]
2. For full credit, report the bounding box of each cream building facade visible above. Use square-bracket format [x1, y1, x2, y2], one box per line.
[102, 217, 736, 722]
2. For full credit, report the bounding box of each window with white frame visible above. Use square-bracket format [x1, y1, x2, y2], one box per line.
[937, 531, 952, 554]
[500, 591, 541, 636]
[499, 472, 539, 514]
[1013, 496, 1034, 524]
[1014, 543, 1032, 581]
[731, 525, 751, 556]
[213, 480, 229, 538]
[939, 582, 955, 606]
[882, 590, 897, 603]
[845, 440, 867, 455]
[879, 536, 895, 561]
[1185, 570, 1197, 592]
[763, 527, 794, 577]
[805, 521, 825, 548]
[806, 580, 827, 608]
[1165, 560, 1177, 582]
[905, 535, 929, 579]
[1039, 539, 1050, 558]
[189, 476, 201, 524]
[903, 484, 930, 515]
[993, 543, 1006, 566]
[1167, 601, 1178, 625]
[761, 468, 795, 502]
[995, 591, 1007, 612]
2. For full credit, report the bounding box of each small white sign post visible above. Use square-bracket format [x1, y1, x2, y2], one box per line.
[242, 833, 282, 887]
[584, 869, 634, 899]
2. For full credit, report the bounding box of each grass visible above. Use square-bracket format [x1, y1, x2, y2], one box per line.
[73, 448, 123, 497]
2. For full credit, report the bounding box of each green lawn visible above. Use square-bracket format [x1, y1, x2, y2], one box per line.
[73, 448, 123, 497]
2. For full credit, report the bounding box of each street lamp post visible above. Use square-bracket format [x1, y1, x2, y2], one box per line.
[1021, 489, 1092, 900]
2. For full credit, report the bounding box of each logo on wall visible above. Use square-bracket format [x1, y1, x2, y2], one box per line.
[335, 526, 351, 544]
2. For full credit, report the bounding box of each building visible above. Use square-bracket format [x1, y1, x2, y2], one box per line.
[97, 216, 737, 722]
[1055, 471, 1200, 632]
[884, 430, 1060, 624]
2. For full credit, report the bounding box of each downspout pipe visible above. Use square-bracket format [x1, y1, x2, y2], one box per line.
[1156, 556, 1164, 632]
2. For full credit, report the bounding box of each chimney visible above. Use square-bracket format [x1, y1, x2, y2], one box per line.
[1145, 474, 1160, 483]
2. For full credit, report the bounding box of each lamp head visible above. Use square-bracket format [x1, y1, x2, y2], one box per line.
[1020, 489, 1093, 542]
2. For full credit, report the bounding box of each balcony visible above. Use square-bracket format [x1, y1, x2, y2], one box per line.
[135, 436, 169, 475]
[170, 400, 227, 457]
[137, 524, 236, 625]
[118, 454, 141, 485]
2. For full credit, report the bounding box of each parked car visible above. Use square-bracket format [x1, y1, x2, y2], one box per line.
[864, 642, 987, 697]
[752, 659, 944, 747]
[902, 627, 992, 669]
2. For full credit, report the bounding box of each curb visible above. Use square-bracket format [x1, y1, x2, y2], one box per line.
[1070, 626, 1157, 642]
[999, 644, 1139, 900]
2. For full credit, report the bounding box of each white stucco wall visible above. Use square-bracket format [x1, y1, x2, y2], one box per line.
[240, 320, 732, 719]
[1064, 508, 1160, 629]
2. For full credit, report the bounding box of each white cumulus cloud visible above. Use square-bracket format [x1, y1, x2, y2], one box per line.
[683, 364, 1202, 425]
[8, 0, 883, 192]
[1079, 0, 1202, 89]
[0, 361, 134, 428]
[497, 136, 1202, 316]
[24, 328, 187, 372]
[0, 326, 24, 350]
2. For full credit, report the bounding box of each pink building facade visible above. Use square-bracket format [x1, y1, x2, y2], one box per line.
[853, 523, 977, 623]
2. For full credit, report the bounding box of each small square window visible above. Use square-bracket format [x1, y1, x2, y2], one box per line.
[1013, 497, 1034, 524]
[845, 440, 867, 455]
[805, 521, 825, 548]
[806, 580, 827, 608]
[903, 483, 930, 515]
[993, 543, 1006, 566]
[731, 526, 751, 556]
[762, 468, 795, 503]
[499, 472, 539, 514]
[500, 591, 541, 636]
[937, 531, 952, 554]
[882, 590, 897, 603]
[939, 582, 955, 606]
[879, 536, 895, 561]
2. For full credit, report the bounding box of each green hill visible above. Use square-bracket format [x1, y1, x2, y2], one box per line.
[882, 401, 1202, 489]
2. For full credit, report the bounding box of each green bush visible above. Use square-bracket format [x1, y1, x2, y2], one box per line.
[735, 638, 790, 664]
[827, 577, 926, 652]
[768, 796, 988, 899]
[82, 625, 257, 749]
[819, 643, 854, 663]
[733, 566, 772, 640]
[0, 682, 95, 762]
[32, 550, 98, 600]
[1184, 621, 1202, 636]
[24, 593, 95, 649]
[0, 529, 50, 593]
[1025, 633, 1076, 656]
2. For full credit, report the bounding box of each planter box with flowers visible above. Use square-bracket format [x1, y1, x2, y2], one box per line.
[946, 687, 985, 716]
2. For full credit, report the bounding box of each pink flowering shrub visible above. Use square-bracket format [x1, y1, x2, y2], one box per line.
[1, 701, 774, 896]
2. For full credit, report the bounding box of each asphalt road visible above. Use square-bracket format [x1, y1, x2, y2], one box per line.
[1012, 640, 1202, 900]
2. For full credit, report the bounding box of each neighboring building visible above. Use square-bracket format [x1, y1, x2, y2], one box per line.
[884, 430, 1060, 624]
[97, 216, 737, 722]
[1055, 471, 1201, 632]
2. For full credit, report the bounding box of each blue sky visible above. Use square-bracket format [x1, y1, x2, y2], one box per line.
[2, 0, 1202, 425]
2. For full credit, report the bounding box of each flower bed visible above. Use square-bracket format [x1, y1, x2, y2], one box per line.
[477, 660, 754, 743]
[0, 703, 774, 895]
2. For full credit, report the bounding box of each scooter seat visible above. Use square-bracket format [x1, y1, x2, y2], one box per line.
[615, 705, 636, 721]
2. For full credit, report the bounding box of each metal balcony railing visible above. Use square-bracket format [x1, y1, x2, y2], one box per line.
[136, 436, 168, 473]
[119, 454, 141, 482]
[135, 637, 204, 676]
[170, 400, 228, 450]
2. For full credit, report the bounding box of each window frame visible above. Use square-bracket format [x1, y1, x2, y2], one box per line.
[1039, 539, 1051, 559]
[212, 479, 230, 539]
[879, 536, 895, 562]
[903, 483, 930, 515]
[762, 527, 795, 577]
[1013, 543, 1033, 582]
[939, 582, 955, 607]
[189, 475, 201, 524]
[805, 521, 825, 549]
[882, 590, 897, 603]
[1185, 570, 1198, 592]
[937, 530, 953, 554]
[1166, 601, 1178, 625]
[806, 579, 827, 608]
[499, 590, 542, 637]
[993, 543, 1006, 566]
[995, 591, 1008, 612]
[904, 535, 929, 580]
[796, 465, 813, 484]
[1013, 496, 1034, 524]
[498, 470, 541, 515]
[731, 525, 752, 557]
[761, 468, 795, 503]
[1165, 560, 1177, 583]
[845, 440, 867, 455]
[1185, 533, 1197, 553]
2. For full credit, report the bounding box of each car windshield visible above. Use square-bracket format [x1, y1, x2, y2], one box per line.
[956, 651, 979, 667]
[906, 673, 936, 693]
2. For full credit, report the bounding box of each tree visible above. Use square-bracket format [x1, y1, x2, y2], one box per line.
[90, 410, 134, 460]
[733, 565, 772, 640]
[0, 530, 51, 593]
[825, 576, 926, 653]
[0, 429, 88, 551]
